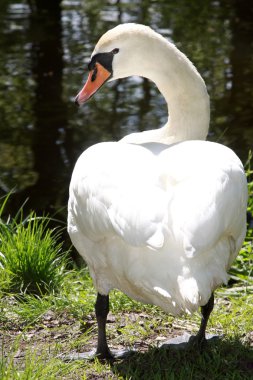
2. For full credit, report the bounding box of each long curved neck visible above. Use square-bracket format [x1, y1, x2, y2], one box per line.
[119, 31, 210, 144]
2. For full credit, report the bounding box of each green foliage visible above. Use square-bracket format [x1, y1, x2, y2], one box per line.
[0, 341, 83, 380]
[0, 196, 69, 295]
[113, 338, 253, 380]
[1, 292, 252, 380]
[9, 269, 96, 325]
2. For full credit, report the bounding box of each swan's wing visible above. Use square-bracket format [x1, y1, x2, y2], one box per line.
[68, 142, 169, 249]
[161, 142, 248, 259]
[107, 184, 167, 249]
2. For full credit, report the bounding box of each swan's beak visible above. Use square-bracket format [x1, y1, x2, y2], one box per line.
[75, 62, 111, 105]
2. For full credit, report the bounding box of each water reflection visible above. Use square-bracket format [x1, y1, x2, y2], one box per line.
[0, 0, 252, 218]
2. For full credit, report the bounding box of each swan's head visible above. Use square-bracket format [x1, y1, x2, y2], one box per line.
[75, 24, 157, 105]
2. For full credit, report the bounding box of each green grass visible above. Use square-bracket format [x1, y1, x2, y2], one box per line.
[0, 161, 252, 379]
[0, 196, 69, 295]
[0, 341, 84, 380]
[1, 287, 252, 379]
[113, 336, 253, 380]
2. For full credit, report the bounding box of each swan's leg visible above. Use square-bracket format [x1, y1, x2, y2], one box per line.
[95, 292, 135, 360]
[159, 293, 217, 351]
[58, 293, 111, 361]
[190, 292, 214, 348]
[60, 292, 131, 361]
[95, 293, 113, 359]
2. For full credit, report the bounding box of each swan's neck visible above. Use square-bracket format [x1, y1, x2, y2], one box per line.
[118, 31, 210, 144]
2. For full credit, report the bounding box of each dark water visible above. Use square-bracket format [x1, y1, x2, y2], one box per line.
[0, 0, 252, 220]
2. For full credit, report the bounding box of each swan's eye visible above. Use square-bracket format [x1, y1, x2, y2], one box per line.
[87, 49, 119, 76]
[88, 60, 95, 71]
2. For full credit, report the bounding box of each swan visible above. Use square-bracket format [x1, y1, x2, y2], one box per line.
[68, 24, 248, 359]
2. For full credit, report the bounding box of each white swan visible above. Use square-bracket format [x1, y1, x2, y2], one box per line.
[68, 24, 248, 359]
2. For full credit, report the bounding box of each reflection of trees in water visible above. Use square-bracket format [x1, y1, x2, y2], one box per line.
[0, 0, 252, 216]
[28, 0, 69, 214]
[0, 143, 38, 192]
[0, 1, 35, 195]
[0, 0, 70, 216]
[229, 0, 253, 153]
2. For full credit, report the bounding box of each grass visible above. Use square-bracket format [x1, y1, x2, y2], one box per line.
[0, 160, 252, 379]
[0, 196, 69, 295]
[1, 285, 252, 379]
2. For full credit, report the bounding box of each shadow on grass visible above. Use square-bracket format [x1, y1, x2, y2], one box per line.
[112, 337, 253, 380]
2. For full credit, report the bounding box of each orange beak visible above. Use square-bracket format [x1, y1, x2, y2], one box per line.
[75, 62, 111, 105]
